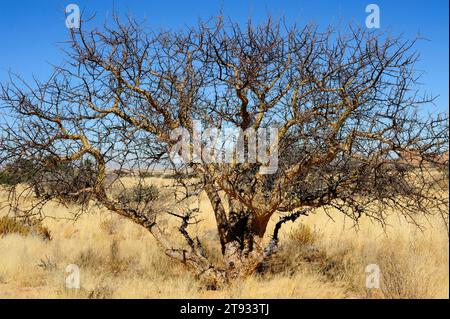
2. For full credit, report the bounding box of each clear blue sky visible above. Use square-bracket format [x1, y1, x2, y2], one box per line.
[0, 0, 448, 113]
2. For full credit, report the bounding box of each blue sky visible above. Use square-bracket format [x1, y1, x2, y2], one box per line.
[0, 0, 448, 113]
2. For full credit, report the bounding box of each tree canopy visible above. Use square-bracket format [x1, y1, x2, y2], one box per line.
[1, 15, 448, 287]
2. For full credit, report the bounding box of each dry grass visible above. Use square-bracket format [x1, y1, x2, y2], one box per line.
[0, 179, 448, 299]
[0, 216, 51, 241]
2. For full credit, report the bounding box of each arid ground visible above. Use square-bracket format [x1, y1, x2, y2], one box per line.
[0, 176, 448, 299]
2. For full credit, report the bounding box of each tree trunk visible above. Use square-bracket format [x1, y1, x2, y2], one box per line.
[194, 184, 274, 286]
[221, 209, 271, 280]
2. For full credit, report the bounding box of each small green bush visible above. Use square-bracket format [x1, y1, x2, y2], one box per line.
[0, 158, 37, 186]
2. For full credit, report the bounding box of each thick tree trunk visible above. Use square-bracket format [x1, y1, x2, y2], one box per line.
[184, 183, 274, 287]
[220, 209, 271, 280]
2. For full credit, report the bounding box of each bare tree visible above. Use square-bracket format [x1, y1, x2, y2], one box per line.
[0, 15, 448, 288]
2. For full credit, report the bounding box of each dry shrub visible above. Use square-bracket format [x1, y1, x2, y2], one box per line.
[100, 218, 122, 236]
[116, 184, 159, 205]
[262, 224, 327, 276]
[312, 235, 447, 299]
[0, 216, 51, 240]
[289, 223, 318, 246]
[88, 284, 115, 299]
[109, 239, 129, 275]
[266, 226, 362, 290]
[378, 245, 426, 299]
[59, 284, 114, 299]
[76, 239, 137, 276]
[77, 247, 103, 269]
[37, 255, 58, 271]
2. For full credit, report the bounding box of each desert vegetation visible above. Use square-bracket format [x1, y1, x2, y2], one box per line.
[0, 177, 448, 298]
[0, 14, 448, 298]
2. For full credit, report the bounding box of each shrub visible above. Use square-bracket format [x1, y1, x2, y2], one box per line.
[88, 284, 114, 299]
[0, 158, 98, 205]
[75, 240, 137, 276]
[138, 171, 161, 178]
[0, 159, 38, 186]
[379, 248, 423, 299]
[0, 216, 51, 240]
[37, 255, 57, 271]
[289, 223, 317, 246]
[38, 159, 98, 204]
[116, 184, 160, 205]
[100, 218, 122, 235]
[0, 170, 16, 186]
[113, 169, 130, 177]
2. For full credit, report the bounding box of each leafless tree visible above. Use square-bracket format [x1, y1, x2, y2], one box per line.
[0, 15, 448, 288]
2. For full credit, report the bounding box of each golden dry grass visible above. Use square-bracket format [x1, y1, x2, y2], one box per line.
[0, 177, 448, 299]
